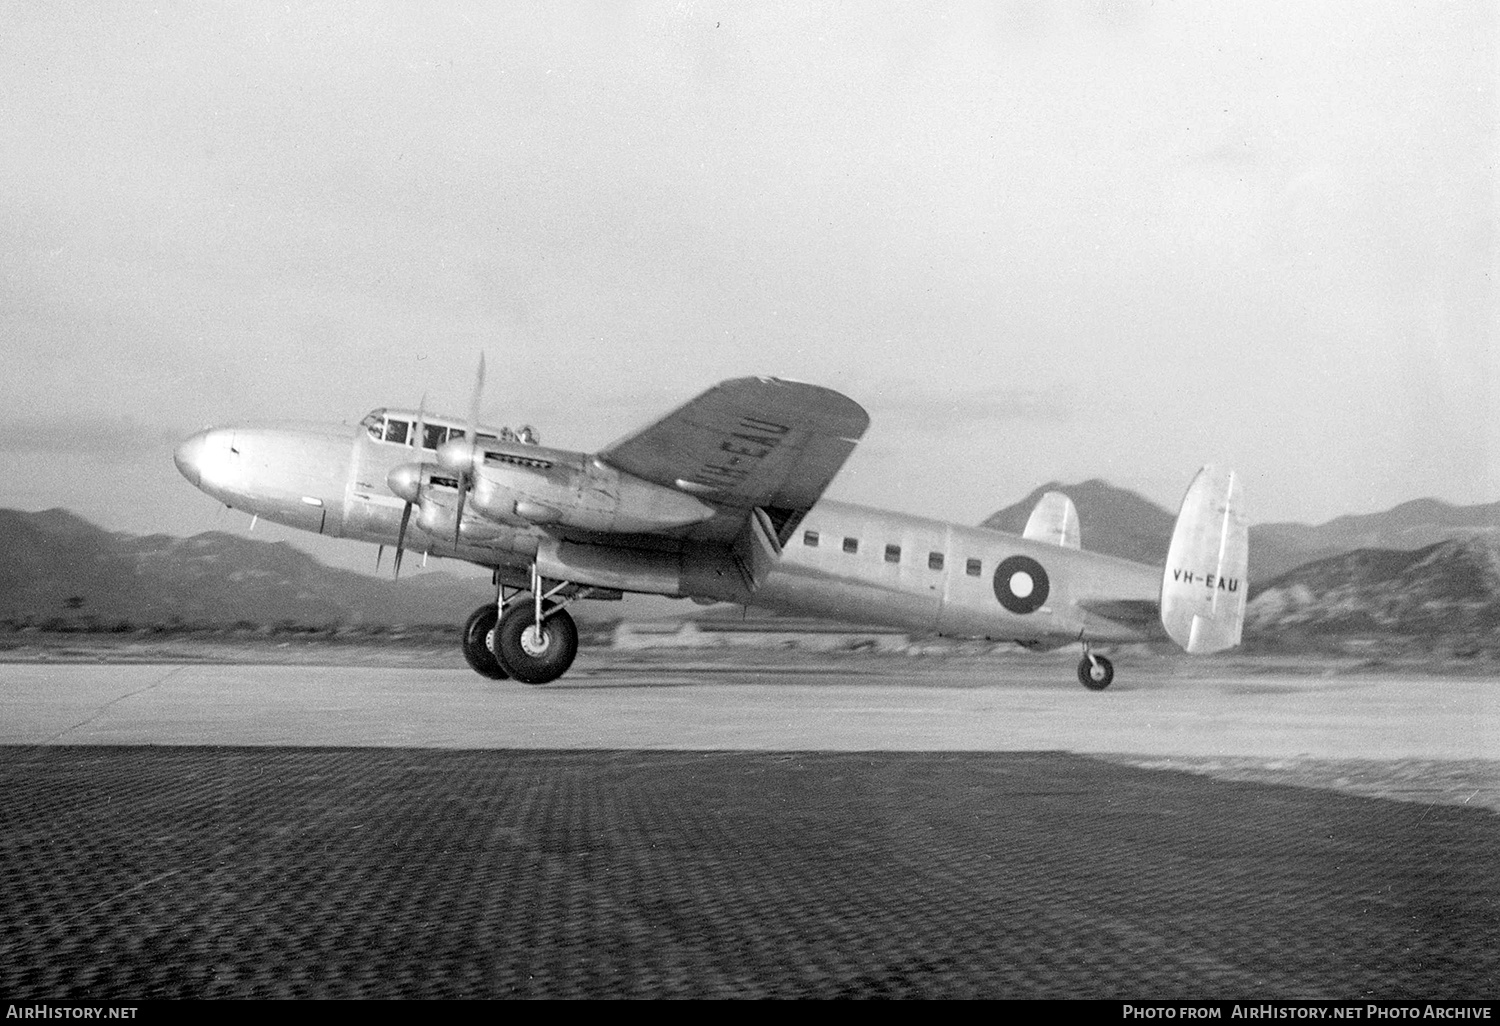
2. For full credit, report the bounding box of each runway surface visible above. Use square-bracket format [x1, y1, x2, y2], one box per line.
[1, 650, 1497, 999]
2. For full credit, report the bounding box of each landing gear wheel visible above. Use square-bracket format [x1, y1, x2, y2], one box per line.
[492, 600, 578, 685]
[462, 604, 509, 680]
[1078, 654, 1114, 691]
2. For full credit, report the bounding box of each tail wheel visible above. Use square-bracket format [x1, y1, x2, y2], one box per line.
[462, 604, 510, 680]
[1078, 654, 1114, 691]
[492, 599, 578, 685]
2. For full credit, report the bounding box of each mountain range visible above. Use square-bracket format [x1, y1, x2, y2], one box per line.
[4, 487, 1499, 650]
[1242, 537, 1500, 649]
[0, 509, 496, 629]
[981, 481, 1500, 583]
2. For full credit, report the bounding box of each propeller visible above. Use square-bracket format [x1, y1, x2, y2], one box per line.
[387, 393, 427, 579]
[394, 496, 414, 578]
[448, 354, 485, 547]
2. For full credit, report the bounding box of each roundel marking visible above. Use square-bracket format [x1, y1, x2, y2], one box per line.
[993, 555, 1049, 615]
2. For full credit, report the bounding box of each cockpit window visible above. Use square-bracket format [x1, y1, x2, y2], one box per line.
[361, 410, 514, 451]
[422, 423, 449, 450]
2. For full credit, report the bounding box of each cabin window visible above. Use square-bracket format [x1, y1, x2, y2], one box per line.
[843, 537, 859, 554]
[966, 558, 982, 577]
[884, 544, 901, 564]
[422, 423, 448, 450]
[383, 419, 410, 445]
[803, 530, 819, 547]
[928, 552, 944, 571]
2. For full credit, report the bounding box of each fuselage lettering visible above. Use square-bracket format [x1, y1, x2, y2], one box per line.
[720, 440, 772, 460]
[737, 417, 791, 437]
[1173, 569, 1240, 592]
[691, 421, 788, 486]
[730, 431, 784, 450]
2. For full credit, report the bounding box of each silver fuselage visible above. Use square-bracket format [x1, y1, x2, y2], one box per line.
[174, 421, 1161, 646]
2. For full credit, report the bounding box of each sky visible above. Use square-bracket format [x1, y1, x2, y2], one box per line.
[2, 1, 1495, 574]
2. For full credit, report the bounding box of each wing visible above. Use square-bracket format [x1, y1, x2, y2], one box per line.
[597, 377, 870, 543]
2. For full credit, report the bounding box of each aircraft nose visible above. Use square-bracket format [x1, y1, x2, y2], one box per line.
[174, 430, 209, 487]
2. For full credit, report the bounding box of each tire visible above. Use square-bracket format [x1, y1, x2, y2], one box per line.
[1078, 654, 1114, 691]
[492, 600, 578, 685]
[462, 604, 510, 680]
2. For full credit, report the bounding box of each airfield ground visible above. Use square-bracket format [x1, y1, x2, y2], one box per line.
[0, 639, 1495, 999]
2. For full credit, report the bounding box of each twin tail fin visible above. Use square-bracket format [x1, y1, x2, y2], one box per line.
[1160, 466, 1248, 654]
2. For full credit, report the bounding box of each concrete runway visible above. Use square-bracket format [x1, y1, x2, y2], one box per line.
[4, 651, 1497, 755]
[1, 650, 1497, 998]
[2, 653, 1496, 806]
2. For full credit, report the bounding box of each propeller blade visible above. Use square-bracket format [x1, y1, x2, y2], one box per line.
[454, 479, 467, 547]
[392, 385, 427, 577]
[452, 354, 484, 546]
[466, 353, 485, 443]
[394, 500, 413, 579]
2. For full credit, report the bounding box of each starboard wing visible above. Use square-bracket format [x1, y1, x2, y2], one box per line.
[597, 377, 870, 543]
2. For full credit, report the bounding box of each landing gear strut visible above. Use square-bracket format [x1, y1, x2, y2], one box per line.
[1077, 648, 1114, 691]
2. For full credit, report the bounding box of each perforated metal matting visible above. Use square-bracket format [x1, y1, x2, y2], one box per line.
[1, 747, 1495, 999]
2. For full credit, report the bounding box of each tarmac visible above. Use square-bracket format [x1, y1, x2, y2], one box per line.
[1, 649, 1496, 999]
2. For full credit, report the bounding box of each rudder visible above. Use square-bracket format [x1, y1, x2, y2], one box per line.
[1160, 466, 1248, 654]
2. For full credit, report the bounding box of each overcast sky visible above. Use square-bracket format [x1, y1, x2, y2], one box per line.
[2, 2, 1494, 573]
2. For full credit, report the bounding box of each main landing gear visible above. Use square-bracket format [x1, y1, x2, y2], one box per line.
[493, 598, 578, 685]
[463, 564, 581, 685]
[462, 604, 509, 680]
[1077, 647, 1114, 691]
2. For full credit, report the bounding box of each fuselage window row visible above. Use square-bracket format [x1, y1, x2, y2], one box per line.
[805, 528, 979, 576]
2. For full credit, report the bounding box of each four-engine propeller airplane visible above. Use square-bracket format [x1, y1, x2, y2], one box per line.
[173, 365, 1248, 688]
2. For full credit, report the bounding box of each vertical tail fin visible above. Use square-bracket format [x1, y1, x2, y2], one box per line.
[1022, 491, 1082, 549]
[1160, 466, 1248, 654]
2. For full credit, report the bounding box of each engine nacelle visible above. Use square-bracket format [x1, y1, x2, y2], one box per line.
[465, 446, 717, 535]
[386, 461, 510, 543]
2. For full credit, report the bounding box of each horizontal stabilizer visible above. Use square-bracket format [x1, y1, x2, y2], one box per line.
[1160, 466, 1248, 654]
[1079, 599, 1162, 630]
[1023, 491, 1081, 549]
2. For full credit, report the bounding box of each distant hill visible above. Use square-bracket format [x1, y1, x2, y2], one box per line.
[0, 508, 498, 628]
[1245, 537, 1500, 651]
[980, 480, 1175, 566]
[1250, 498, 1500, 581]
